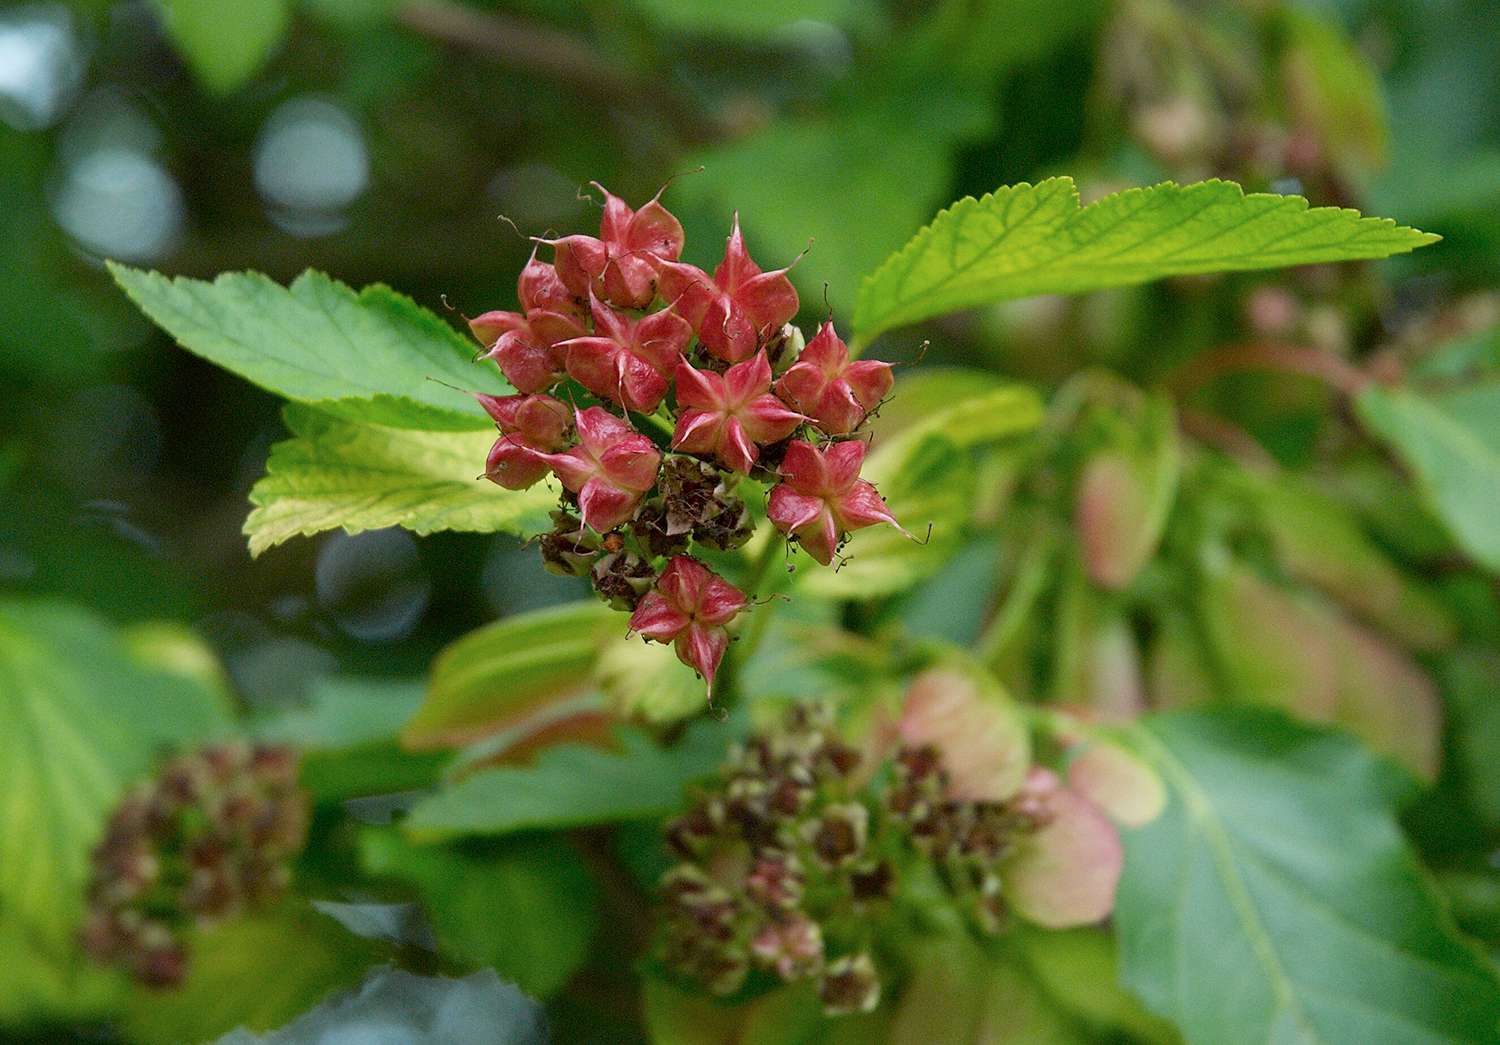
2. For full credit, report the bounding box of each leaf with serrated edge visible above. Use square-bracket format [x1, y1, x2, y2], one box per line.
[109, 264, 504, 428]
[1114, 708, 1500, 1045]
[854, 178, 1438, 339]
[244, 404, 554, 556]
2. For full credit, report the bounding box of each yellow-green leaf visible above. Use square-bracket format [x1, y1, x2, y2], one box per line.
[244, 405, 555, 557]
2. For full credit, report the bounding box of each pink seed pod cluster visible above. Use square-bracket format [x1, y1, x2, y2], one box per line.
[470, 183, 905, 692]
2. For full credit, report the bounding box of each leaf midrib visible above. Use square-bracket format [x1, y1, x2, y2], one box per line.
[1134, 726, 1324, 1044]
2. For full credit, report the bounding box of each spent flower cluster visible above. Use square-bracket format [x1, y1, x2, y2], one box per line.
[658, 704, 885, 1014]
[81, 742, 308, 987]
[470, 184, 907, 691]
[656, 682, 1134, 1013]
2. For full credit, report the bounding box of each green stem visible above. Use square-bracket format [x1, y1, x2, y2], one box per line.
[737, 534, 787, 661]
[635, 409, 675, 440]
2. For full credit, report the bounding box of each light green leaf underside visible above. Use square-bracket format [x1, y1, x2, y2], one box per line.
[122, 902, 377, 1045]
[1356, 382, 1500, 572]
[853, 178, 1438, 339]
[0, 600, 233, 975]
[109, 263, 504, 429]
[1114, 709, 1500, 1045]
[402, 601, 617, 748]
[403, 720, 731, 840]
[799, 383, 1043, 598]
[244, 405, 555, 556]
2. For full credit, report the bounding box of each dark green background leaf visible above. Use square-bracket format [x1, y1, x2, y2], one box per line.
[1114, 709, 1500, 1044]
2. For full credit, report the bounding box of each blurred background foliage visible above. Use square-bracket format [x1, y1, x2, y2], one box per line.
[2, 0, 1499, 1040]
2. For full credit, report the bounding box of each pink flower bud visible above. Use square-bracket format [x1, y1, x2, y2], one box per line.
[775, 321, 893, 435]
[475, 393, 572, 449]
[535, 407, 662, 531]
[766, 439, 907, 566]
[469, 254, 587, 394]
[479, 394, 572, 490]
[544, 183, 686, 308]
[672, 351, 804, 473]
[628, 555, 748, 693]
[516, 250, 583, 320]
[658, 214, 799, 363]
[596, 181, 686, 308]
[560, 296, 691, 413]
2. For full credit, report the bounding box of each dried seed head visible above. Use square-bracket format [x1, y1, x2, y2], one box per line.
[819, 953, 880, 1015]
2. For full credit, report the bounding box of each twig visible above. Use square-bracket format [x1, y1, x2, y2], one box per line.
[395, 0, 727, 143]
[1168, 340, 1373, 398]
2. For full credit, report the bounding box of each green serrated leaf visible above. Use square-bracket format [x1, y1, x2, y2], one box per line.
[154, 0, 289, 92]
[0, 601, 234, 955]
[244, 404, 553, 557]
[403, 720, 732, 840]
[1356, 382, 1500, 573]
[402, 601, 617, 749]
[109, 264, 503, 429]
[853, 178, 1438, 339]
[1114, 709, 1500, 1045]
[359, 830, 597, 998]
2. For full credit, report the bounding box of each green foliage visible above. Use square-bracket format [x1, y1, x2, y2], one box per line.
[153, 0, 290, 93]
[401, 601, 616, 748]
[107, 265, 503, 429]
[255, 676, 424, 750]
[1114, 709, 1500, 1045]
[122, 902, 376, 1044]
[1222, 469, 1456, 650]
[0, 600, 233, 1002]
[244, 405, 553, 556]
[403, 720, 730, 840]
[360, 831, 597, 998]
[1357, 381, 1500, 572]
[596, 632, 706, 725]
[853, 179, 1437, 339]
[799, 383, 1043, 598]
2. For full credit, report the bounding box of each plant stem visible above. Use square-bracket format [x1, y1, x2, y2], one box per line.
[1167, 340, 1373, 398]
[721, 534, 790, 703]
[396, 0, 729, 143]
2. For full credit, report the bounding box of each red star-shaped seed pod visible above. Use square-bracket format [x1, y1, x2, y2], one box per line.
[775, 321, 894, 435]
[767, 439, 906, 566]
[536, 407, 661, 531]
[469, 253, 586, 393]
[544, 183, 686, 309]
[478, 393, 572, 490]
[629, 555, 749, 692]
[560, 295, 692, 413]
[673, 351, 805, 474]
[657, 215, 799, 363]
